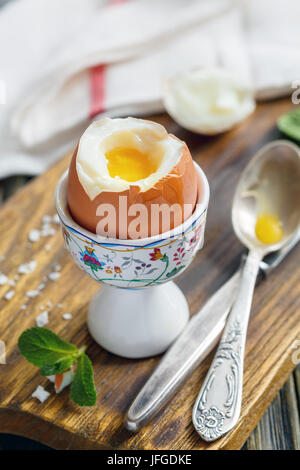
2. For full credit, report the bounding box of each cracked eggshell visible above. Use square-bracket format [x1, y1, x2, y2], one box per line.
[67, 118, 199, 239]
[47, 367, 75, 393]
[163, 68, 256, 135]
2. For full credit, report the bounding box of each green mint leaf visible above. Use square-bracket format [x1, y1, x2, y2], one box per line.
[18, 327, 78, 368]
[70, 353, 96, 406]
[278, 108, 300, 141]
[40, 356, 75, 377]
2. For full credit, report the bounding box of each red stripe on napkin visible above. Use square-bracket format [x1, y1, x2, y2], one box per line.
[110, 0, 129, 5]
[89, 64, 106, 119]
[88, 0, 130, 120]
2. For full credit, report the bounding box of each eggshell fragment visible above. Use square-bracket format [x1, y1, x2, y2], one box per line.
[47, 367, 75, 393]
[67, 120, 199, 239]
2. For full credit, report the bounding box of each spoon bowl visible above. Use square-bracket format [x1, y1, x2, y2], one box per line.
[232, 140, 300, 255]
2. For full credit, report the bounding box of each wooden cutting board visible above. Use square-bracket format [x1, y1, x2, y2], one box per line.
[0, 99, 299, 450]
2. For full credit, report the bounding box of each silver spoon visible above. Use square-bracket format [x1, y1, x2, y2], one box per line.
[192, 140, 300, 442]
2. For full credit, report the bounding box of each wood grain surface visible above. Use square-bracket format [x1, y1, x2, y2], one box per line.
[0, 98, 299, 450]
[244, 368, 300, 450]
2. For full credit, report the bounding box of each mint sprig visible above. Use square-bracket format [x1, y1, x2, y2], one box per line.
[18, 327, 96, 407]
[70, 354, 97, 406]
[18, 328, 78, 367]
[40, 356, 76, 377]
[277, 108, 300, 141]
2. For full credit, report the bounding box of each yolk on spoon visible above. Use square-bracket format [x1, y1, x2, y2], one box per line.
[255, 213, 283, 244]
[105, 147, 157, 182]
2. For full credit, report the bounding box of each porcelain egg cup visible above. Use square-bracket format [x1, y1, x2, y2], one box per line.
[55, 163, 209, 358]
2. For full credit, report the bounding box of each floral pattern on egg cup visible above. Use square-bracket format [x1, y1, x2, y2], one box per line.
[60, 215, 206, 289]
[55, 163, 209, 358]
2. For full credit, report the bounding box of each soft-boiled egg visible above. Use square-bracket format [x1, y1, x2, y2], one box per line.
[67, 117, 199, 239]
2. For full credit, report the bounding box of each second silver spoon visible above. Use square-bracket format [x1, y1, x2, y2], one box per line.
[192, 140, 300, 442]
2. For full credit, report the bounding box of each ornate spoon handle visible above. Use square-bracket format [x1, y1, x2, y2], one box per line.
[192, 250, 262, 442]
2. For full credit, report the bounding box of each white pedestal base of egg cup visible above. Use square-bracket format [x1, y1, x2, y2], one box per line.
[55, 163, 209, 359]
[88, 282, 189, 358]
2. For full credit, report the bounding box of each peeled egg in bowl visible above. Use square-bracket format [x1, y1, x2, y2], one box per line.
[163, 67, 256, 135]
[67, 117, 199, 239]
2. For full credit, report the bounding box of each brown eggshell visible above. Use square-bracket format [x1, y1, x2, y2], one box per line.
[67, 136, 200, 239]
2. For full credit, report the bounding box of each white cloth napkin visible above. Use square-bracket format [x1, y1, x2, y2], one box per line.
[0, 0, 299, 178]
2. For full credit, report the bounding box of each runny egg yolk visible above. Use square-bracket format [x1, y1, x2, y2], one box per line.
[105, 147, 157, 182]
[255, 214, 283, 244]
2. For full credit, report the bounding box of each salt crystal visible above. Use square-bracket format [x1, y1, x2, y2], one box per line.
[18, 260, 37, 275]
[37, 283, 46, 291]
[53, 263, 61, 272]
[48, 272, 60, 281]
[8, 280, 16, 287]
[0, 273, 8, 285]
[36, 311, 49, 327]
[14, 275, 20, 281]
[62, 313, 72, 320]
[41, 227, 56, 237]
[42, 215, 52, 224]
[47, 301, 52, 308]
[4, 290, 15, 300]
[52, 214, 60, 225]
[26, 289, 39, 298]
[57, 303, 63, 308]
[32, 385, 50, 403]
[45, 244, 51, 252]
[20, 305, 27, 310]
[29, 229, 40, 243]
[40, 305, 44, 310]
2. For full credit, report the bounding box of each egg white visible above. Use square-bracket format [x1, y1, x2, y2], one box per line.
[76, 117, 184, 200]
[163, 68, 256, 135]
